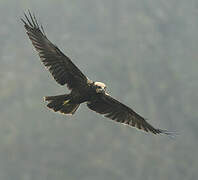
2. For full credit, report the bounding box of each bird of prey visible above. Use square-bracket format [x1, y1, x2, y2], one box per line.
[21, 11, 173, 135]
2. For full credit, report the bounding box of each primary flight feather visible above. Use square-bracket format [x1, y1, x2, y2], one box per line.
[21, 11, 173, 135]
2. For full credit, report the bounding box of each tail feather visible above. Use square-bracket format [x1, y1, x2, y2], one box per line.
[59, 104, 80, 114]
[44, 94, 80, 115]
[44, 94, 68, 102]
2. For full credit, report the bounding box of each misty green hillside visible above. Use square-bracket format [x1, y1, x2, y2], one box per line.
[0, 0, 198, 180]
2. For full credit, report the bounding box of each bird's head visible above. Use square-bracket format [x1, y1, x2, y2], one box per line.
[94, 82, 107, 93]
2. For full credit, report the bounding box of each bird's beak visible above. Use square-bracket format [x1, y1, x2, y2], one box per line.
[102, 87, 106, 93]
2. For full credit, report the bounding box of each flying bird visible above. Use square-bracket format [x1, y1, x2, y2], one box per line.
[21, 11, 173, 135]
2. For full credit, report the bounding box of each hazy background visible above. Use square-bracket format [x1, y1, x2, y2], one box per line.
[0, 0, 198, 179]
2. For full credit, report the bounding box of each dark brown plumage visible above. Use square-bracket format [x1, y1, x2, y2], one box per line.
[21, 11, 87, 90]
[21, 11, 174, 136]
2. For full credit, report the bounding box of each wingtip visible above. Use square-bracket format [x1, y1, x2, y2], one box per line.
[159, 129, 179, 139]
[21, 10, 45, 35]
[20, 17, 26, 24]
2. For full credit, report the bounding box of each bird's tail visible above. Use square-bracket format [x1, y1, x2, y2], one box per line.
[44, 94, 80, 115]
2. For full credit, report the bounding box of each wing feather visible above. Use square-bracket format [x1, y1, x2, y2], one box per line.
[87, 93, 172, 135]
[21, 11, 88, 90]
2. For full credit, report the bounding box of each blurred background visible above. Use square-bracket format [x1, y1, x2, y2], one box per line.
[0, 0, 198, 179]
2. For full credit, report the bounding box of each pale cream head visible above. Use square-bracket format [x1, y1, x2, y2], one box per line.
[94, 82, 107, 93]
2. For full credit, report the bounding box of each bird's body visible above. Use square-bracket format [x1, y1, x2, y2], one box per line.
[45, 81, 108, 115]
[22, 11, 174, 136]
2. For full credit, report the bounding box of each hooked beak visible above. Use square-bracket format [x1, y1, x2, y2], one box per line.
[96, 86, 106, 93]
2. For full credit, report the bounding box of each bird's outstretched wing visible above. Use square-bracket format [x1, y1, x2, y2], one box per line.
[21, 11, 88, 90]
[87, 93, 172, 135]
